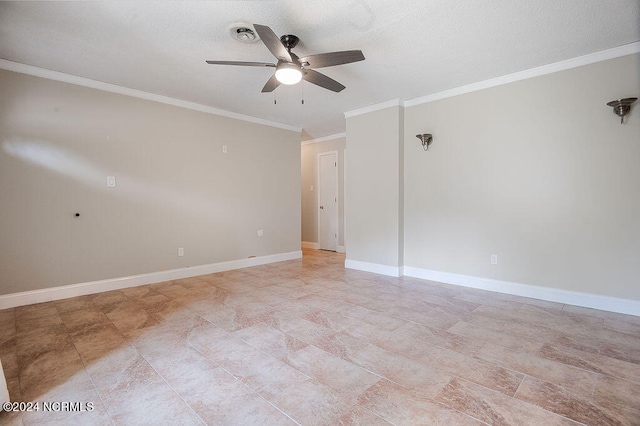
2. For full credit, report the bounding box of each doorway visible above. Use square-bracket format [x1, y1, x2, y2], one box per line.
[318, 151, 338, 251]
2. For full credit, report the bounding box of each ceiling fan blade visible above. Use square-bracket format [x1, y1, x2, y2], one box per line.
[206, 60, 276, 67]
[298, 50, 365, 68]
[302, 69, 345, 92]
[261, 74, 281, 93]
[253, 24, 293, 62]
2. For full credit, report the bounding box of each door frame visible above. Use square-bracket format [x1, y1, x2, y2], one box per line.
[317, 150, 339, 251]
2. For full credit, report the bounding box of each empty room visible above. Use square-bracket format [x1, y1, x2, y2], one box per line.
[1, 1, 639, 425]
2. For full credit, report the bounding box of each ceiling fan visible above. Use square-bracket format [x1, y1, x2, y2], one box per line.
[206, 24, 365, 93]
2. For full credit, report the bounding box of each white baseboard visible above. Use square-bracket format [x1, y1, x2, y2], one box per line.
[301, 241, 320, 249]
[302, 242, 345, 253]
[403, 266, 640, 317]
[0, 251, 302, 310]
[345, 259, 402, 277]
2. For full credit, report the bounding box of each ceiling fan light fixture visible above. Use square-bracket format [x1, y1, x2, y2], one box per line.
[208, 24, 364, 93]
[275, 64, 302, 85]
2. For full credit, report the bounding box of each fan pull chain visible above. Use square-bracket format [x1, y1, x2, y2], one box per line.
[301, 81, 305, 105]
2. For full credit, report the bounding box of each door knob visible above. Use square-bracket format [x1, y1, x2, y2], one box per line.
[319, 206, 324, 209]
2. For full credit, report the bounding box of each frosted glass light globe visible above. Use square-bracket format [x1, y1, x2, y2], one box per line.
[275, 65, 302, 85]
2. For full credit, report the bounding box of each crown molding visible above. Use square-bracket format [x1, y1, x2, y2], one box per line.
[344, 99, 403, 118]
[301, 132, 346, 146]
[4, 41, 637, 138]
[404, 42, 640, 107]
[340, 42, 640, 119]
[0, 59, 302, 133]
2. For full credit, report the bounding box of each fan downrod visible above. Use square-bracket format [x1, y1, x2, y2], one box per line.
[280, 34, 299, 51]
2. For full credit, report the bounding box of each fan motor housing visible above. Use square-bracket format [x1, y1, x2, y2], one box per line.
[280, 34, 299, 50]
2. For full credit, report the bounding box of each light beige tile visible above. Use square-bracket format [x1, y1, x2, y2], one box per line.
[599, 341, 640, 365]
[340, 304, 407, 331]
[562, 304, 640, 326]
[336, 405, 392, 425]
[515, 376, 627, 425]
[394, 321, 486, 356]
[104, 301, 158, 332]
[271, 378, 351, 425]
[286, 345, 381, 401]
[476, 343, 596, 397]
[264, 310, 335, 345]
[436, 377, 581, 425]
[232, 323, 308, 360]
[296, 293, 354, 313]
[448, 321, 544, 352]
[517, 305, 603, 332]
[357, 379, 484, 425]
[71, 323, 127, 365]
[593, 374, 640, 421]
[197, 303, 272, 332]
[90, 290, 129, 313]
[59, 307, 112, 336]
[498, 319, 559, 342]
[344, 322, 522, 396]
[194, 392, 294, 425]
[15, 302, 58, 322]
[103, 379, 203, 425]
[119, 285, 156, 299]
[18, 345, 84, 400]
[15, 308, 63, 334]
[134, 292, 173, 313]
[0, 308, 16, 335]
[1, 352, 18, 380]
[54, 295, 96, 314]
[16, 324, 71, 359]
[539, 342, 640, 383]
[315, 332, 452, 399]
[7, 249, 640, 425]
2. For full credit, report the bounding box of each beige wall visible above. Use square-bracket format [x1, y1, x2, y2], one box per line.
[345, 106, 403, 267]
[300, 137, 345, 248]
[0, 69, 301, 296]
[404, 54, 640, 300]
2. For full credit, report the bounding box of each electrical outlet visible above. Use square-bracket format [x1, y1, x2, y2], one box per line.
[491, 254, 498, 265]
[178, 247, 184, 257]
[106, 176, 116, 187]
[257, 229, 263, 237]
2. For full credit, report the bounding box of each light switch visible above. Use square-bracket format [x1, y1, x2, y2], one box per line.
[310, 185, 314, 192]
[222, 145, 228, 154]
[106, 176, 116, 187]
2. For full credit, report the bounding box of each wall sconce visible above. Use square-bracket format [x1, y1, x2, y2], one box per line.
[416, 134, 433, 151]
[606, 98, 637, 124]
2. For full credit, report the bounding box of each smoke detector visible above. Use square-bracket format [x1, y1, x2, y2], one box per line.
[229, 23, 260, 43]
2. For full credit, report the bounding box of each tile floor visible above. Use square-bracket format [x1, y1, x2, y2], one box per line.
[1, 249, 639, 425]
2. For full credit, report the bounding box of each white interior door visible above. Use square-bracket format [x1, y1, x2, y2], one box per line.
[318, 151, 338, 251]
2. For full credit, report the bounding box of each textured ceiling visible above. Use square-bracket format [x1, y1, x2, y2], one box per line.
[1, 1, 639, 140]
